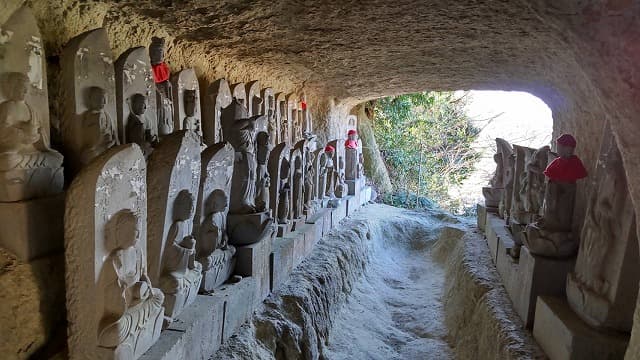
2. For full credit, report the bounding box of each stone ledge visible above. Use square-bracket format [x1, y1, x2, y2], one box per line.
[533, 296, 629, 360]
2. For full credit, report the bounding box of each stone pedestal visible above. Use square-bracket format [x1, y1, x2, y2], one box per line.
[477, 203, 488, 231]
[329, 196, 349, 225]
[514, 247, 575, 328]
[276, 222, 292, 238]
[0, 194, 64, 261]
[306, 208, 332, 237]
[485, 213, 510, 263]
[200, 247, 236, 293]
[234, 234, 273, 305]
[271, 236, 295, 291]
[227, 211, 272, 245]
[360, 185, 372, 205]
[533, 296, 629, 360]
[290, 218, 305, 232]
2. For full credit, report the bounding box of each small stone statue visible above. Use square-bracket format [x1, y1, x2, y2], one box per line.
[80, 86, 119, 164]
[278, 182, 291, 224]
[292, 156, 304, 217]
[304, 152, 315, 211]
[99, 209, 164, 354]
[199, 190, 234, 267]
[158, 190, 202, 323]
[149, 37, 174, 136]
[324, 145, 336, 198]
[255, 131, 271, 211]
[523, 134, 587, 257]
[345, 129, 359, 149]
[126, 93, 157, 157]
[335, 156, 347, 198]
[0, 72, 64, 201]
[182, 89, 202, 137]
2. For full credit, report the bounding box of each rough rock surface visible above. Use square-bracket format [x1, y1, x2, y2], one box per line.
[213, 204, 542, 359]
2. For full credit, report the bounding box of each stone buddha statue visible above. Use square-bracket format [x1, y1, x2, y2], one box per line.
[182, 89, 201, 137]
[126, 93, 156, 157]
[199, 190, 234, 270]
[0, 72, 63, 201]
[80, 86, 119, 165]
[149, 37, 174, 136]
[98, 209, 164, 354]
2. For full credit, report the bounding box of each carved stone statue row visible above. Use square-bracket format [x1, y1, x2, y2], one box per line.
[482, 126, 639, 336]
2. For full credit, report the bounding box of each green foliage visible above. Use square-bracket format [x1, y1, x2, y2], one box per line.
[372, 91, 480, 212]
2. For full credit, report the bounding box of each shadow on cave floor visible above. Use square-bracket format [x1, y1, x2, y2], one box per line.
[322, 208, 456, 360]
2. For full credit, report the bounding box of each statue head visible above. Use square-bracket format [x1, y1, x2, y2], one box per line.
[149, 37, 166, 65]
[107, 209, 140, 250]
[173, 189, 195, 221]
[556, 134, 576, 158]
[184, 89, 197, 117]
[205, 189, 228, 214]
[347, 129, 357, 140]
[324, 145, 335, 156]
[1, 72, 29, 101]
[130, 93, 147, 116]
[86, 86, 107, 111]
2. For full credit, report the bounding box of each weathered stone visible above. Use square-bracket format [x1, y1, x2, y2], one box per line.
[566, 123, 639, 332]
[195, 142, 236, 292]
[235, 234, 274, 305]
[0, 6, 63, 203]
[202, 79, 232, 146]
[65, 144, 163, 360]
[534, 296, 629, 360]
[115, 46, 158, 150]
[147, 131, 203, 324]
[61, 28, 119, 176]
[171, 68, 202, 138]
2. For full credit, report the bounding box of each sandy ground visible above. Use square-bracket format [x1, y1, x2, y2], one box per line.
[323, 210, 454, 360]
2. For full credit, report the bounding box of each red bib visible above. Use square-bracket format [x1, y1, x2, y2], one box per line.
[345, 139, 358, 149]
[152, 62, 170, 83]
[544, 156, 588, 183]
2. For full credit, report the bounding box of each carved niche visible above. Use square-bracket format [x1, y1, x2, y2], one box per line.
[286, 94, 299, 144]
[289, 148, 304, 220]
[147, 130, 202, 324]
[313, 148, 328, 200]
[115, 47, 157, 157]
[194, 142, 236, 292]
[508, 145, 536, 254]
[246, 80, 262, 118]
[61, 28, 119, 176]
[566, 123, 639, 332]
[231, 82, 247, 109]
[171, 68, 202, 139]
[497, 140, 515, 219]
[203, 79, 232, 146]
[268, 143, 291, 224]
[255, 131, 272, 212]
[65, 144, 163, 359]
[0, 6, 64, 202]
[482, 138, 511, 209]
[261, 87, 278, 147]
[275, 92, 287, 145]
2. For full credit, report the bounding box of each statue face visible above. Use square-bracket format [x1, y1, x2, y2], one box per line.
[348, 134, 357, 141]
[131, 94, 147, 115]
[208, 190, 228, 213]
[149, 41, 165, 65]
[558, 144, 574, 158]
[87, 87, 107, 111]
[115, 212, 140, 248]
[184, 90, 197, 116]
[174, 190, 195, 221]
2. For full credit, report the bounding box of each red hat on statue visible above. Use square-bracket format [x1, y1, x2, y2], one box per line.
[348, 129, 357, 136]
[325, 145, 335, 152]
[556, 134, 577, 148]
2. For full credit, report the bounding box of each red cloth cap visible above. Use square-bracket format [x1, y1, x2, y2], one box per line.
[347, 129, 357, 136]
[544, 155, 588, 183]
[152, 62, 170, 83]
[301, 101, 307, 110]
[324, 145, 335, 152]
[556, 134, 577, 148]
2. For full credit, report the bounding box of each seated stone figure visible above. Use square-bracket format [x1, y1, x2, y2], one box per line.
[199, 190, 235, 268]
[80, 86, 119, 165]
[198, 190, 236, 291]
[98, 209, 164, 357]
[159, 190, 202, 322]
[182, 89, 202, 137]
[523, 134, 587, 257]
[126, 93, 156, 157]
[0, 72, 63, 201]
